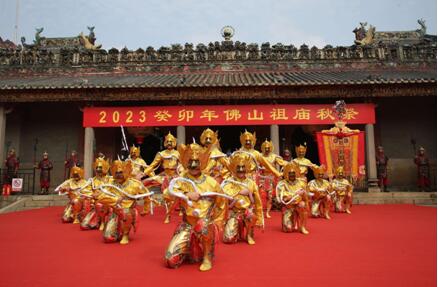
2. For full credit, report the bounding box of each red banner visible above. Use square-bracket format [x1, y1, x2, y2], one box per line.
[83, 104, 375, 127]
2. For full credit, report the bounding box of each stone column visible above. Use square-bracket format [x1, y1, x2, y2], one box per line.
[83, 127, 95, 178]
[177, 126, 186, 145]
[0, 106, 6, 164]
[365, 124, 380, 192]
[270, 124, 280, 154]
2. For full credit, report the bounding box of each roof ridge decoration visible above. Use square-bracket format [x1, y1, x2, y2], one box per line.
[353, 19, 434, 46]
[20, 26, 101, 51]
[0, 23, 436, 69]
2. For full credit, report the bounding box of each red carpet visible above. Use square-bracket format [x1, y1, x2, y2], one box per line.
[0, 205, 436, 287]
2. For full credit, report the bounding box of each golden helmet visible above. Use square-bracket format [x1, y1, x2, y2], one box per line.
[164, 132, 177, 148]
[130, 145, 141, 157]
[178, 143, 210, 170]
[295, 143, 307, 157]
[283, 162, 301, 180]
[311, 165, 326, 177]
[261, 139, 274, 153]
[229, 152, 251, 175]
[111, 160, 132, 180]
[240, 130, 256, 147]
[93, 157, 110, 175]
[335, 166, 345, 176]
[70, 165, 84, 179]
[200, 128, 218, 146]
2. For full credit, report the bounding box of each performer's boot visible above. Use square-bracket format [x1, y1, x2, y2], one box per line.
[199, 235, 214, 272]
[72, 199, 83, 224]
[266, 199, 272, 218]
[324, 208, 331, 220]
[119, 208, 134, 245]
[163, 201, 171, 224]
[120, 234, 129, 245]
[345, 194, 352, 214]
[95, 203, 106, 231]
[141, 198, 150, 216]
[164, 213, 171, 224]
[323, 197, 331, 219]
[299, 207, 309, 235]
[247, 227, 256, 245]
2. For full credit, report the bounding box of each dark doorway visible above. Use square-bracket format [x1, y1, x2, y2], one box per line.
[140, 134, 161, 164]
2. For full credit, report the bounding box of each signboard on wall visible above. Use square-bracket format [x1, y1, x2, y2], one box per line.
[11, 178, 23, 192]
[83, 104, 375, 127]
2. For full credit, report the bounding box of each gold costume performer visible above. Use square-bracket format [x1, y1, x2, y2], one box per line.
[235, 130, 282, 180]
[127, 145, 150, 180]
[292, 144, 318, 183]
[95, 160, 153, 244]
[259, 139, 287, 218]
[143, 132, 181, 222]
[126, 145, 155, 216]
[200, 128, 230, 183]
[56, 166, 91, 224]
[80, 157, 112, 230]
[276, 163, 310, 234]
[221, 153, 263, 245]
[164, 143, 228, 272]
[307, 165, 333, 219]
[331, 166, 353, 214]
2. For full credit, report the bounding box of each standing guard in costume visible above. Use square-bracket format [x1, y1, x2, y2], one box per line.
[307, 165, 333, 219]
[259, 139, 287, 218]
[221, 153, 263, 245]
[35, 151, 53, 195]
[376, 146, 389, 192]
[64, 150, 81, 180]
[143, 132, 181, 222]
[282, 149, 292, 162]
[126, 145, 155, 216]
[276, 163, 309, 235]
[2, 149, 19, 196]
[331, 166, 353, 214]
[80, 157, 112, 231]
[164, 143, 228, 272]
[293, 144, 318, 183]
[56, 166, 91, 224]
[200, 128, 230, 183]
[414, 147, 431, 192]
[96, 160, 153, 244]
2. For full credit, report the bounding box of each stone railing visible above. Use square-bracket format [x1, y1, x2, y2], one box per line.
[0, 40, 436, 69]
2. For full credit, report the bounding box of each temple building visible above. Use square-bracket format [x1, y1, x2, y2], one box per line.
[0, 22, 436, 192]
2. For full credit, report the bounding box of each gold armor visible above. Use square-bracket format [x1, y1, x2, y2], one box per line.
[331, 166, 353, 214]
[164, 143, 227, 272]
[143, 132, 181, 221]
[293, 144, 317, 183]
[222, 153, 263, 245]
[96, 160, 152, 244]
[127, 145, 151, 180]
[237, 130, 281, 178]
[57, 166, 91, 224]
[276, 163, 309, 234]
[260, 139, 287, 218]
[200, 128, 230, 182]
[81, 158, 112, 230]
[308, 165, 332, 219]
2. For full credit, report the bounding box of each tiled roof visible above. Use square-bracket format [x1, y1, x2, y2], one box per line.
[0, 70, 435, 90]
